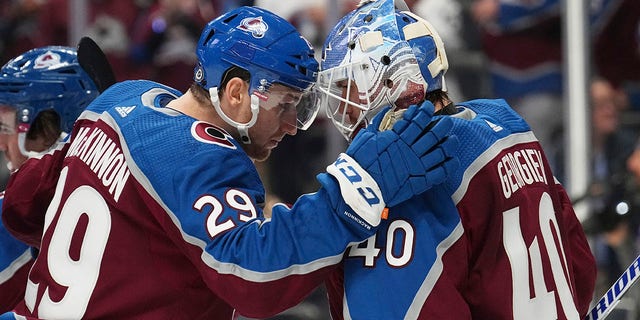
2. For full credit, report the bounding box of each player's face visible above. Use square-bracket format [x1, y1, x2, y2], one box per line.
[246, 84, 301, 161]
[0, 105, 26, 170]
[591, 80, 620, 135]
[627, 148, 640, 184]
[336, 80, 364, 127]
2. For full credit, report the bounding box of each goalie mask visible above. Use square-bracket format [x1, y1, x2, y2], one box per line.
[0, 46, 100, 159]
[319, 0, 449, 140]
[194, 6, 320, 144]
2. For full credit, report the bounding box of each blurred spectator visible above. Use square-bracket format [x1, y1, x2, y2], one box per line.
[0, 0, 228, 89]
[587, 195, 640, 320]
[414, 0, 489, 102]
[585, 78, 637, 216]
[628, 145, 640, 188]
[471, 0, 563, 164]
[414, 0, 463, 50]
[627, 140, 640, 262]
[592, 0, 640, 110]
[414, 0, 463, 100]
[0, 0, 45, 65]
[626, 142, 640, 254]
[626, 140, 640, 246]
[470, 0, 640, 172]
[220, 0, 255, 13]
[583, 77, 640, 320]
[556, 78, 636, 216]
[35, 0, 151, 80]
[256, 0, 358, 52]
[131, 0, 214, 92]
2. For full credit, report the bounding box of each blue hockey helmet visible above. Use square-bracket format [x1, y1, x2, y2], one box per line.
[194, 6, 320, 143]
[0, 46, 99, 136]
[319, 0, 449, 140]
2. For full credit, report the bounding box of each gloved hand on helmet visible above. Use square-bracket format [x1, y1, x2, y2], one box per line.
[327, 100, 459, 227]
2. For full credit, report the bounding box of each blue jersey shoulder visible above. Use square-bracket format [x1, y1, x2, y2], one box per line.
[442, 99, 533, 192]
[498, 0, 560, 30]
[101, 82, 265, 226]
[87, 80, 182, 115]
[459, 99, 531, 134]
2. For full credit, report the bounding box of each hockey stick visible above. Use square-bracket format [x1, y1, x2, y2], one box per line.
[585, 253, 640, 320]
[76, 36, 116, 93]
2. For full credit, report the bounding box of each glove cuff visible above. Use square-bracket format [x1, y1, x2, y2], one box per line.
[326, 153, 385, 227]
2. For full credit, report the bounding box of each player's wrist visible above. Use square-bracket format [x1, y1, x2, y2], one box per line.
[326, 153, 385, 228]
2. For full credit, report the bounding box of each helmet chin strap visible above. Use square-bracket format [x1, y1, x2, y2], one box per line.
[17, 132, 46, 158]
[16, 131, 67, 167]
[209, 87, 259, 144]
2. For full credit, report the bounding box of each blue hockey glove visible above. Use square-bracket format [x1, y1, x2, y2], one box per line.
[342, 101, 459, 208]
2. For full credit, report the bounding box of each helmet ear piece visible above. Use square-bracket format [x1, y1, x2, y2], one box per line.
[399, 11, 448, 92]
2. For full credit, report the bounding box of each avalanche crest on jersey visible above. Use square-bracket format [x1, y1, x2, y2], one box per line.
[191, 121, 236, 149]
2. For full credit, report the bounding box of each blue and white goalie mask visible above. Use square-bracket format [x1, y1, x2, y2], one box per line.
[319, 0, 449, 140]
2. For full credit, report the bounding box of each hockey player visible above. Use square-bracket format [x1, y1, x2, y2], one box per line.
[0, 46, 102, 313]
[0, 6, 458, 319]
[318, 0, 596, 318]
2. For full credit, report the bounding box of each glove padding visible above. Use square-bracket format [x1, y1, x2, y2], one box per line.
[346, 100, 460, 207]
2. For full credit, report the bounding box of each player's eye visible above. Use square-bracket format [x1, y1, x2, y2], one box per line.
[335, 80, 349, 89]
[0, 108, 17, 135]
[0, 123, 14, 135]
[278, 103, 296, 114]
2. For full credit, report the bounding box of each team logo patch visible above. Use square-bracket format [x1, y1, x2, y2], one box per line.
[194, 66, 204, 83]
[34, 51, 63, 69]
[237, 17, 268, 38]
[191, 121, 236, 149]
[17, 123, 30, 134]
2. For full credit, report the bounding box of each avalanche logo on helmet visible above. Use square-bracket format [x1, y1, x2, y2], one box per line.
[191, 121, 236, 149]
[194, 66, 205, 83]
[34, 51, 63, 69]
[237, 17, 268, 38]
